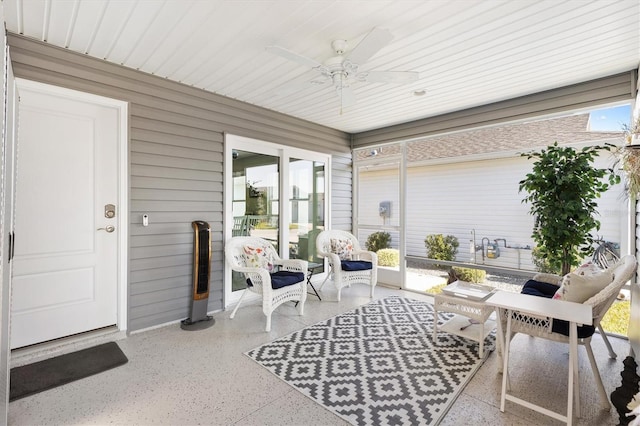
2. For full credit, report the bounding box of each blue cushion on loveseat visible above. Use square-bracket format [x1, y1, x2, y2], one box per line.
[520, 280, 595, 338]
[551, 320, 595, 338]
[521, 279, 559, 298]
[340, 260, 373, 271]
[247, 271, 305, 290]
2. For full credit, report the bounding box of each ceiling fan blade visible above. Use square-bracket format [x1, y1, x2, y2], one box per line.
[362, 71, 419, 84]
[338, 86, 357, 108]
[345, 28, 393, 65]
[265, 45, 323, 69]
[310, 74, 332, 85]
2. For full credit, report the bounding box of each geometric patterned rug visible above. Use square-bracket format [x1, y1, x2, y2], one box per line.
[245, 296, 495, 425]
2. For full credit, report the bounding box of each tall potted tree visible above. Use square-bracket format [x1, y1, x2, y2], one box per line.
[519, 142, 620, 275]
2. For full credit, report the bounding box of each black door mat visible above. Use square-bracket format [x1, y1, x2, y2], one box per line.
[10, 341, 128, 401]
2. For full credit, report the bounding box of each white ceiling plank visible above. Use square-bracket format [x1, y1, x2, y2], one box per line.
[67, 0, 125, 56]
[105, 1, 168, 65]
[125, 1, 196, 71]
[4, 0, 638, 133]
[20, 0, 46, 40]
[79, 1, 137, 59]
[146, 2, 236, 79]
[41, 0, 51, 41]
[127, 1, 214, 75]
[3, 0, 22, 34]
[47, 2, 76, 46]
[169, 2, 281, 85]
[102, 2, 138, 61]
[119, 1, 167, 65]
[82, 0, 109, 54]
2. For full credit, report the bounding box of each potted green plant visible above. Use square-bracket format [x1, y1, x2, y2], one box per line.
[519, 142, 619, 275]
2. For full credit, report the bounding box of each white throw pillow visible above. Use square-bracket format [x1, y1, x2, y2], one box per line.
[552, 269, 613, 303]
[243, 244, 274, 272]
[573, 261, 602, 276]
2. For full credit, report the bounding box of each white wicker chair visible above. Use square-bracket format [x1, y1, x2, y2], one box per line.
[499, 254, 637, 413]
[316, 230, 377, 301]
[225, 236, 307, 331]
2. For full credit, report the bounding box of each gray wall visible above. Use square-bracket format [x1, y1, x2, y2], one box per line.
[7, 34, 351, 331]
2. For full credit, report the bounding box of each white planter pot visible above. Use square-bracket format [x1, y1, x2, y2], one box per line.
[377, 265, 401, 285]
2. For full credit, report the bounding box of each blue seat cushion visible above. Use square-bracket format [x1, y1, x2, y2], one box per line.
[341, 260, 373, 271]
[551, 320, 595, 338]
[246, 271, 304, 290]
[521, 279, 558, 298]
[520, 279, 595, 338]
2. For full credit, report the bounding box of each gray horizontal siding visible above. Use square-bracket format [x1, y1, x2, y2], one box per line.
[331, 153, 353, 232]
[353, 70, 638, 147]
[8, 34, 350, 332]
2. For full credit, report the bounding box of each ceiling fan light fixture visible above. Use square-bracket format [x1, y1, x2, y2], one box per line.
[331, 39, 348, 55]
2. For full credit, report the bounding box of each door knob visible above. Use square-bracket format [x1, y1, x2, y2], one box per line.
[97, 225, 115, 233]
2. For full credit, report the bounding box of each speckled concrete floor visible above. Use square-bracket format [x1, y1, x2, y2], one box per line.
[8, 284, 631, 425]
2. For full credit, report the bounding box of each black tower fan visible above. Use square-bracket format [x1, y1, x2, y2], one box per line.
[181, 221, 215, 330]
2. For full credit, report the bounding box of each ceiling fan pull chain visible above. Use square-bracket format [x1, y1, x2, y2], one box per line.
[340, 74, 344, 115]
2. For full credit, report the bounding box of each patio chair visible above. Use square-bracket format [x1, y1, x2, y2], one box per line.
[232, 216, 247, 236]
[495, 254, 637, 419]
[225, 236, 308, 331]
[316, 230, 377, 301]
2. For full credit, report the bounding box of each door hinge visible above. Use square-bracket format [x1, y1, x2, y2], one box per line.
[8, 232, 14, 262]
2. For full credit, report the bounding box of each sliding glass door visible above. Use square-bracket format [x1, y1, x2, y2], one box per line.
[224, 135, 330, 305]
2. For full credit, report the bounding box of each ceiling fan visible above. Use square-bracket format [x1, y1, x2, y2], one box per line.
[266, 28, 419, 110]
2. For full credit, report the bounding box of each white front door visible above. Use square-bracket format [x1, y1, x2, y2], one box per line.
[0, 51, 18, 424]
[11, 81, 124, 349]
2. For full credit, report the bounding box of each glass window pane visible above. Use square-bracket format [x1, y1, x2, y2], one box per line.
[289, 158, 325, 272]
[231, 150, 279, 292]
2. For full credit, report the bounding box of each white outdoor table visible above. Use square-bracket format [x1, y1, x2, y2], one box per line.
[485, 291, 592, 426]
[433, 291, 495, 358]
